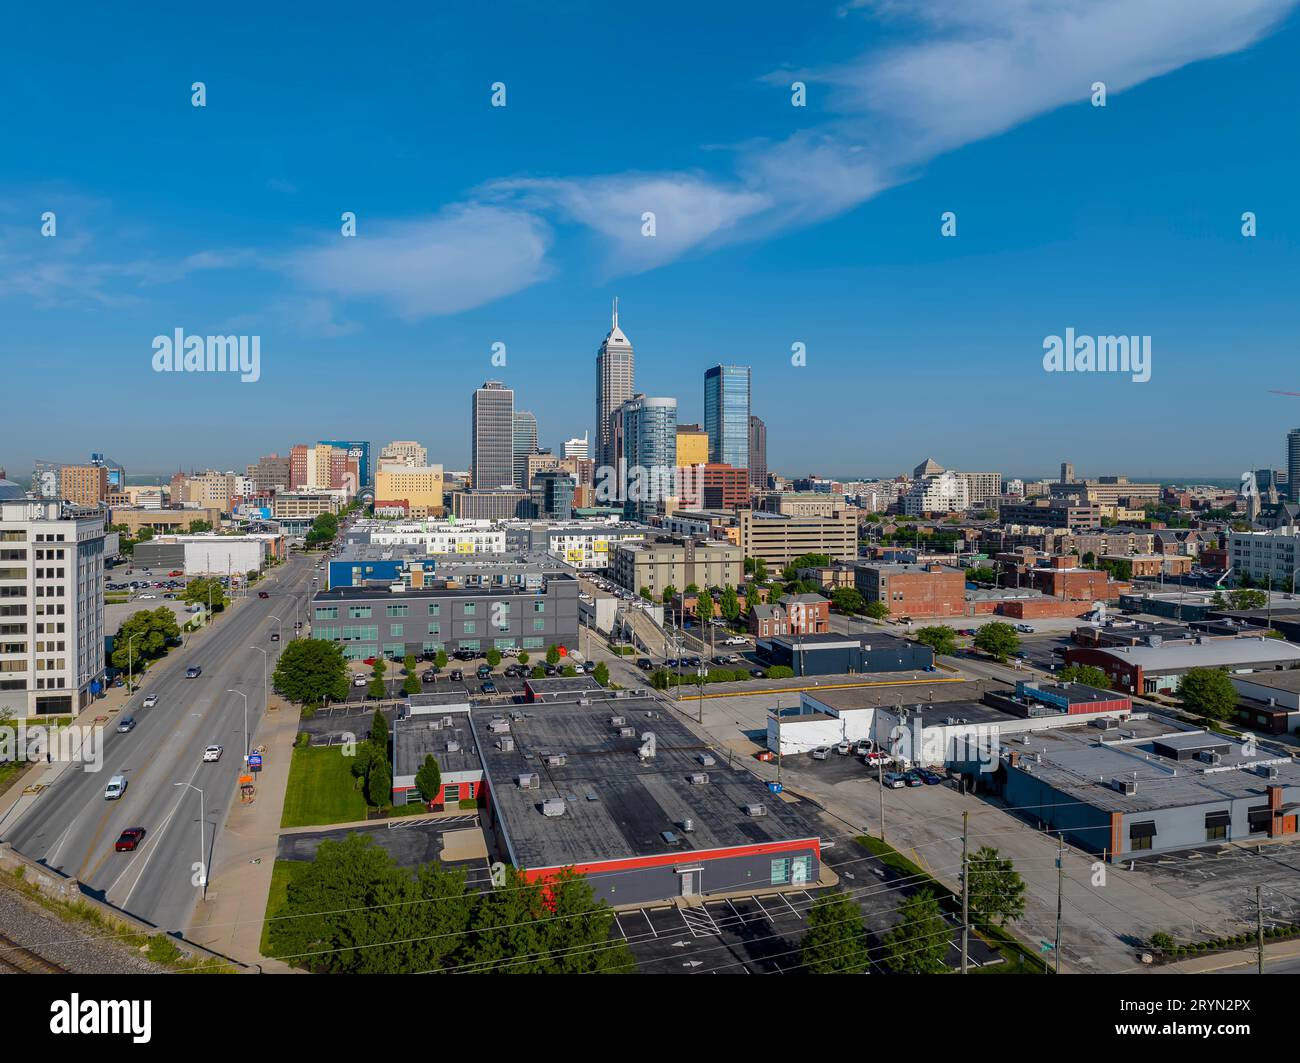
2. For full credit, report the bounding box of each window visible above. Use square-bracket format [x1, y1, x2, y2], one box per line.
[386, 604, 409, 617]
[533, 601, 546, 613]
[348, 605, 372, 619]
[523, 637, 543, 649]
[390, 624, 404, 638]
[770, 858, 792, 885]
[428, 603, 441, 616]
[1129, 821, 1156, 852]
[463, 602, 477, 615]
[315, 606, 338, 620]
[427, 623, 441, 636]
[533, 619, 546, 631]
[463, 621, 477, 634]
[1205, 810, 1230, 841]
[1248, 805, 1272, 835]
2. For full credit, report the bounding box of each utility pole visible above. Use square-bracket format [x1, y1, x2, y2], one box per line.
[775, 696, 782, 786]
[961, 809, 970, 975]
[1257, 884, 1265, 975]
[877, 757, 885, 841]
[1054, 832, 1064, 974]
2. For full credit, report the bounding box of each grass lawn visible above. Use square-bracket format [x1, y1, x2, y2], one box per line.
[261, 859, 312, 958]
[280, 745, 370, 828]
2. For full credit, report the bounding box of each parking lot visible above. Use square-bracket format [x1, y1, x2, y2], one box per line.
[614, 837, 1002, 973]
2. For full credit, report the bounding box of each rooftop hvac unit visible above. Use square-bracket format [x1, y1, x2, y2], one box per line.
[1089, 717, 1118, 729]
[610, 715, 626, 727]
[541, 798, 566, 817]
[428, 719, 442, 731]
[745, 803, 767, 817]
[545, 753, 567, 766]
[618, 726, 635, 737]
[518, 773, 540, 790]
[1111, 776, 1138, 795]
[638, 732, 657, 760]
[1259, 764, 1281, 780]
[577, 697, 591, 706]
[488, 718, 509, 734]
[1197, 750, 1221, 766]
[682, 818, 695, 833]
[443, 716, 454, 727]
[446, 740, 461, 753]
[497, 736, 514, 752]
[689, 773, 709, 785]
[698, 753, 716, 766]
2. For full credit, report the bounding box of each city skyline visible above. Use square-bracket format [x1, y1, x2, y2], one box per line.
[2, 3, 1299, 476]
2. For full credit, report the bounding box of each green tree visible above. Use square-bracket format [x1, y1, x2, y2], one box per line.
[650, 669, 670, 690]
[661, 585, 677, 606]
[272, 638, 349, 706]
[684, 583, 699, 595]
[561, 664, 577, 677]
[402, 669, 421, 696]
[639, 586, 652, 601]
[914, 626, 957, 656]
[1209, 591, 1228, 609]
[181, 576, 227, 612]
[188, 519, 212, 533]
[486, 648, 502, 668]
[546, 644, 561, 667]
[800, 891, 868, 973]
[266, 835, 470, 973]
[752, 558, 768, 584]
[462, 866, 633, 973]
[882, 889, 950, 974]
[368, 657, 386, 700]
[1229, 588, 1268, 610]
[110, 607, 181, 674]
[974, 622, 1020, 662]
[366, 754, 392, 808]
[720, 584, 741, 624]
[530, 665, 546, 679]
[766, 665, 793, 679]
[1082, 551, 1097, 567]
[965, 566, 997, 584]
[1179, 667, 1238, 721]
[415, 753, 443, 804]
[864, 601, 890, 620]
[516, 651, 529, 666]
[967, 846, 1026, 926]
[435, 649, 449, 670]
[370, 708, 389, 755]
[593, 661, 609, 687]
[830, 587, 864, 615]
[1057, 664, 1112, 689]
[696, 589, 714, 626]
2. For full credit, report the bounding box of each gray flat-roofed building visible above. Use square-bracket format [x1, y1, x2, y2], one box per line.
[311, 572, 579, 661]
[521, 675, 605, 702]
[760, 632, 935, 676]
[999, 718, 1300, 859]
[392, 703, 483, 806]
[475, 691, 823, 906]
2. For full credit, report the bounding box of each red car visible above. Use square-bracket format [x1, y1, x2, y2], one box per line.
[115, 827, 146, 852]
[258, 591, 269, 599]
[168, 570, 183, 577]
[362, 656, 377, 666]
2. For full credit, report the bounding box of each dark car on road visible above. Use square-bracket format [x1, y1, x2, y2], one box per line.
[258, 591, 269, 599]
[186, 666, 202, 679]
[115, 827, 146, 852]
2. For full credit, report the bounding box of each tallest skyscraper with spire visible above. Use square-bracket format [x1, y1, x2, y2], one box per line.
[595, 297, 635, 469]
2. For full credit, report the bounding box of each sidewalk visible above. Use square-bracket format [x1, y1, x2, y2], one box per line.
[184, 700, 301, 972]
[1148, 935, 1300, 974]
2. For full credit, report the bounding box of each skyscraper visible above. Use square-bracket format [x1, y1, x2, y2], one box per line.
[618, 395, 677, 521]
[512, 411, 538, 488]
[596, 298, 635, 470]
[472, 381, 515, 490]
[704, 364, 751, 471]
[562, 433, 590, 459]
[748, 414, 767, 489]
[1288, 431, 1300, 503]
[318, 440, 372, 487]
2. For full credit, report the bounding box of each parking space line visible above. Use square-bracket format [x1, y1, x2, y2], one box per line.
[780, 893, 801, 918]
[752, 895, 772, 920]
[613, 914, 627, 940]
[641, 908, 657, 938]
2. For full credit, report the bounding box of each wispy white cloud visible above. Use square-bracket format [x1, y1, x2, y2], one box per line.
[281, 205, 553, 320]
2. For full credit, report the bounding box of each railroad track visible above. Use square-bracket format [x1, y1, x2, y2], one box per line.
[0, 930, 67, 974]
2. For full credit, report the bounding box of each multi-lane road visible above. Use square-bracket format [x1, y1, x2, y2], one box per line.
[2, 552, 316, 935]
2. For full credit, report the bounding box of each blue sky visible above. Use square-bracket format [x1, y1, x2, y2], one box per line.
[2, 0, 1298, 481]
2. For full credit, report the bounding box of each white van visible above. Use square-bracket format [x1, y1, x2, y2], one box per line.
[104, 775, 128, 800]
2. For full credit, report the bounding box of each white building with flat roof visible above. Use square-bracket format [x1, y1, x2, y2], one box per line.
[0, 492, 107, 718]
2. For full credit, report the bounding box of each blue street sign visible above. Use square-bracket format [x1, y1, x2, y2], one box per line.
[248, 753, 263, 770]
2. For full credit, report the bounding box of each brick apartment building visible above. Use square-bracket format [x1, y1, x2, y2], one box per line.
[854, 563, 965, 618]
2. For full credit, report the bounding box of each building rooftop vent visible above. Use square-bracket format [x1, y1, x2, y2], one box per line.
[497, 736, 514, 752]
[1111, 776, 1138, 795]
[541, 797, 566, 817]
[518, 773, 540, 790]
[698, 753, 716, 766]
[446, 740, 461, 753]
[545, 753, 567, 766]
[745, 803, 767, 817]
[689, 773, 709, 785]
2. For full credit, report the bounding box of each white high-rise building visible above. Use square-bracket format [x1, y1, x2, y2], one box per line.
[472, 381, 515, 490]
[0, 487, 107, 719]
[595, 298, 634, 470]
[563, 433, 590, 460]
[379, 441, 428, 468]
[903, 471, 970, 516]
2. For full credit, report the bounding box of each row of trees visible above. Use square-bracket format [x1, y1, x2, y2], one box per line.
[268, 834, 633, 973]
[305, 512, 339, 549]
[349, 708, 392, 808]
[801, 846, 1027, 973]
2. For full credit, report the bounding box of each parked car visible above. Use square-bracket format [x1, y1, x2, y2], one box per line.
[749, 668, 766, 678]
[581, 660, 596, 673]
[834, 741, 851, 756]
[258, 591, 269, 599]
[449, 669, 464, 682]
[863, 750, 892, 766]
[1015, 623, 1036, 633]
[203, 745, 223, 763]
[917, 768, 945, 785]
[853, 739, 874, 755]
[421, 671, 437, 683]
[141, 694, 158, 709]
[881, 772, 908, 789]
[902, 769, 925, 787]
[353, 675, 368, 687]
[116, 716, 136, 733]
[186, 666, 202, 678]
[115, 828, 146, 852]
[480, 680, 497, 694]
[811, 746, 831, 760]
[723, 636, 748, 646]
[103, 775, 128, 800]
[544, 665, 559, 677]
[168, 570, 183, 577]
[476, 665, 492, 679]
[637, 658, 653, 670]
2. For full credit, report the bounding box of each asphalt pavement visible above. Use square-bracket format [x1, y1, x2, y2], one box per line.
[1, 552, 315, 934]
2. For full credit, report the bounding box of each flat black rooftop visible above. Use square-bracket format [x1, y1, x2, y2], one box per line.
[314, 575, 575, 601]
[523, 675, 605, 699]
[1029, 682, 1127, 705]
[394, 715, 481, 778]
[475, 694, 821, 871]
[406, 691, 473, 712]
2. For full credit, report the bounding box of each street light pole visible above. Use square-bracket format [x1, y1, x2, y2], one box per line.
[174, 782, 207, 900]
[126, 632, 140, 693]
[251, 646, 269, 716]
[227, 689, 249, 758]
[269, 614, 282, 643]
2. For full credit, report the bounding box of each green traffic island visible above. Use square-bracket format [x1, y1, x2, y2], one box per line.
[854, 835, 1048, 974]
